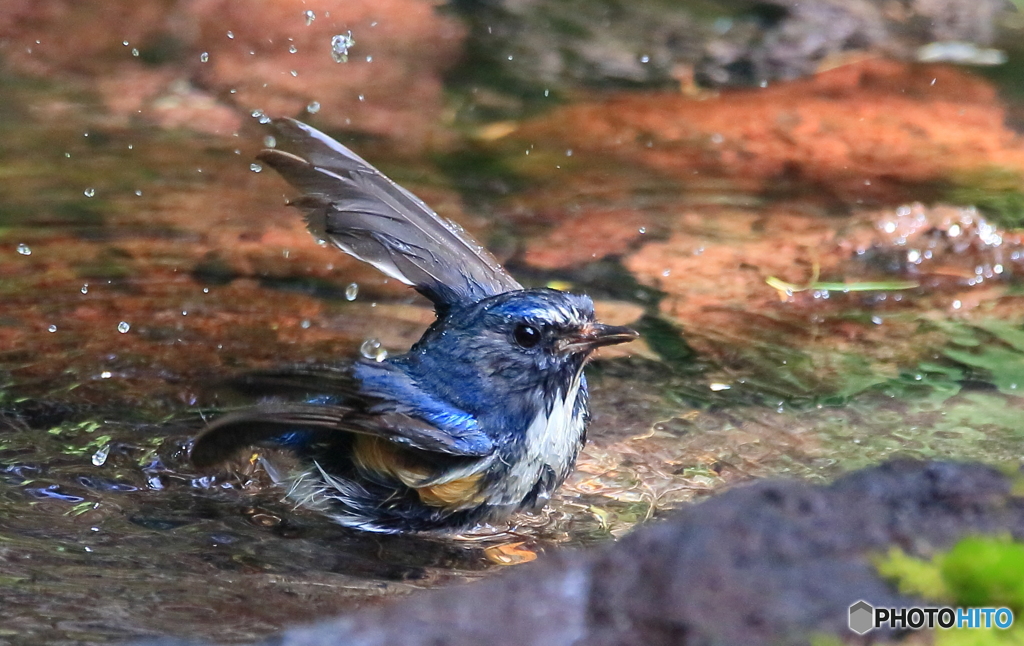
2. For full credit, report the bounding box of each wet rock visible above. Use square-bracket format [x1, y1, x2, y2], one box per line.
[846, 202, 1024, 286]
[695, 0, 1008, 87]
[140, 460, 1024, 645]
[447, 0, 1011, 118]
[522, 208, 656, 270]
[514, 59, 1024, 207]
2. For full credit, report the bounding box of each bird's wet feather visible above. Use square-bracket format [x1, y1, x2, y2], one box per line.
[192, 119, 637, 534]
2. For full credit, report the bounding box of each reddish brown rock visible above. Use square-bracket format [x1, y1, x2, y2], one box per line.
[187, 0, 464, 146]
[514, 59, 1024, 205]
[0, 0, 465, 144]
[523, 208, 656, 270]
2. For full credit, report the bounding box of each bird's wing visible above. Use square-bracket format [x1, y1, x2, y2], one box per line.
[190, 402, 495, 469]
[257, 118, 522, 309]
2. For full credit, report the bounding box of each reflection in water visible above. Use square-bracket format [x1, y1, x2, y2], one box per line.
[2, 29, 1024, 645]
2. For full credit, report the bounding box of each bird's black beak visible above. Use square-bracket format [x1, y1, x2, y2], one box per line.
[560, 323, 639, 353]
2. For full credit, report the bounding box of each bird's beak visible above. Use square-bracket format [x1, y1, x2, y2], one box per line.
[560, 323, 639, 353]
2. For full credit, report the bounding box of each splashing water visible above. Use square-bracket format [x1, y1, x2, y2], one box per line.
[331, 32, 355, 63]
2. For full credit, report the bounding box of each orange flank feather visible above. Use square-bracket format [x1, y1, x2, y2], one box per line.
[352, 436, 485, 508]
[416, 474, 486, 508]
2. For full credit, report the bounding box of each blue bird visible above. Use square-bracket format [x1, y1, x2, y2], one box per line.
[190, 118, 638, 533]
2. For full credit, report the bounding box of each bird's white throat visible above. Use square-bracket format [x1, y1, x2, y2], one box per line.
[495, 369, 587, 506]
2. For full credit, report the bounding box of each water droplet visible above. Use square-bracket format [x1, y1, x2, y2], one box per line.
[117, 321, 130, 334]
[289, 44, 298, 54]
[640, 55, 650, 63]
[84, 187, 95, 198]
[250, 163, 262, 173]
[135, 190, 143, 197]
[365, 55, 373, 62]
[357, 94, 364, 101]
[952, 300, 962, 310]
[360, 338, 388, 362]
[48, 325, 57, 333]
[709, 383, 730, 391]
[263, 135, 276, 148]
[200, 51, 209, 63]
[91, 444, 110, 467]
[345, 282, 359, 301]
[565, 149, 573, 157]
[123, 40, 129, 46]
[304, 10, 315, 25]
[16, 243, 31, 256]
[306, 101, 321, 114]
[100, 371, 112, 379]
[226, 30, 234, 39]
[300, 319, 311, 329]
[81, 284, 89, 294]
[331, 32, 355, 63]
[131, 48, 139, 57]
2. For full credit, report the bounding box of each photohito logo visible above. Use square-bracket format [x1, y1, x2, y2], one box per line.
[849, 600, 1014, 635]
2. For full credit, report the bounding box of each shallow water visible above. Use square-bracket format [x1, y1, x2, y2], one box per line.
[3, 8, 1024, 643]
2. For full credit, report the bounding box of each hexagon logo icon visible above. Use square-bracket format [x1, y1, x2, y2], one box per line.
[849, 600, 874, 635]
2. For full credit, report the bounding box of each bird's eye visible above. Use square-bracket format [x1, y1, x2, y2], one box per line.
[512, 323, 541, 348]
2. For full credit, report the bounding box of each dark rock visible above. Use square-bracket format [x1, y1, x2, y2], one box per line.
[695, 0, 1008, 87]
[446, 0, 1012, 109]
[142, 459, 1024, 646]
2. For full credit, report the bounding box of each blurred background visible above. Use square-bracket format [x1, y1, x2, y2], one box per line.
[3, 0, 1024, 642]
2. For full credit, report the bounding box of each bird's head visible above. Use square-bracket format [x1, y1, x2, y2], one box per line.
[407, 289, 637, 409]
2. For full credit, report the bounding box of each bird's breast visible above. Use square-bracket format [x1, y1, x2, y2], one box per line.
[488, 371, 588, 507]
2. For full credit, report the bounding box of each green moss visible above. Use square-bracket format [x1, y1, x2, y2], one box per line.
[874, 545, 952, 601]
[947, 168, 1024, 229]
[943, 538, 1024, 613]
[874, 537, 1024, 645]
